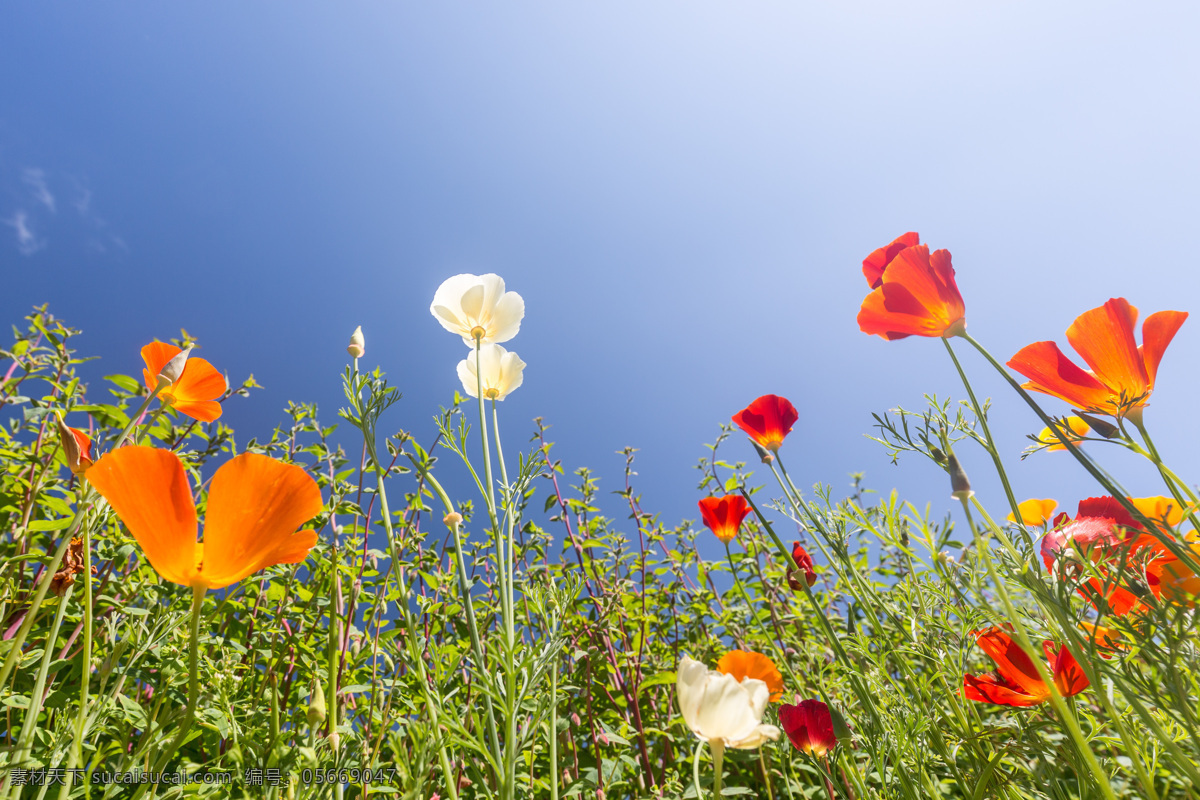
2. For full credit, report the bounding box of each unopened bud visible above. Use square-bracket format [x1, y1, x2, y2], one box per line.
[929, 446, 948, 466]
[751, 441, 775, 464]
[1074, 412, 1119, 439]
[157, 347, 193, 388]
[829, 704, 853, 742]
[56, 413, 94, 475]
[443, 511, 463, 527]
[307, 682, 326, 726]
[947, 453, 973, 500]
[328, 731, 340, 751]
[570, 712, 581, 726]
[347, 326, 365, 359]
[596, 731, 609, 746]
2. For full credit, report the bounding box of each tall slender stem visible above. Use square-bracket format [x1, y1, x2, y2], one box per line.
[710, 740, 725, 800]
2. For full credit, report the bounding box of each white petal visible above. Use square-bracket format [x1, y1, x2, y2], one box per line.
[676, 657, 708, 731]
[456, 358, 478, 398]
[459, 283, 486, 323]
[728, 724, 781, 750]
[488, 291, 525, 344]
[693, 673, 760, 743]
[495, 350, 526, 400]
[742, 678, 770, 719]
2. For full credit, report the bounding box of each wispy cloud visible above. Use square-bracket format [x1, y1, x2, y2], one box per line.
[74, 185, 91, 215]
[22, 168, 56, 213]
[5, 211, 45, 255]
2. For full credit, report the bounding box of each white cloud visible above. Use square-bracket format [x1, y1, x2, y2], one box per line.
[22, 168, 56, 213]
[74, 186, 91, 215]
[6, 211, 45, 255]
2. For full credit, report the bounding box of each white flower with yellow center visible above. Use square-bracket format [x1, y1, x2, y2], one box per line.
[676, 656, 780, 749]
[457, 344, 526, 401]
[430, 273, 525, 345]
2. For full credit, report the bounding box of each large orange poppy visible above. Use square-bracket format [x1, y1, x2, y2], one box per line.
[857, 233, 966, 341]
[1007, 298, 1187, 418]
[87, 446, 322, 589]
[141, 342, 227, 423]
[963, 628, 1088, 707]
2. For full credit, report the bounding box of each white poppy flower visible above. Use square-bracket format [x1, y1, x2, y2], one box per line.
[457, 344, 526, 401]
[676, 656, 780, 749]
[430, 273, 525, 345]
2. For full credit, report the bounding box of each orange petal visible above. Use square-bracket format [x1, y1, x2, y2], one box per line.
[85, 446, 199, 587]
[963, 673, 1047, 707]
[1036, 417, 1090, 451]
[862, 232, 920, 288]
[1139, 310, 1187, 388]
[1129, 496, 1184, 528]
[1007, 342, 1114, 412]
[1049, 643, 1090, 697]
[198, 453, 323, 588]
[1064, 299, 1148, 401]
[1008, 499, 1058, 527]
[973, 628, 1047, 697]
[170, 399, 223, 423]
[172, 356, 227, 406]
[716, 650, 785, 701]
[141, 342, 180, 391]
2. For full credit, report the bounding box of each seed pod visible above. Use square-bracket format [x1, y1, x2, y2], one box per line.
[307, 682, 326, 727]
[947, 453, 973, 500]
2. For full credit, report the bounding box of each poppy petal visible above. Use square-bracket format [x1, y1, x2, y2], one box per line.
[1064, 299, 1147, 400]
[86, 446, 199, 586]
[973, 628, 1048, 696]
[170, 400, 223, 423]
[172, 356, 227, 406]
[1140, 310, 1188, 388]
[716, 650, 785, 702]
[1050, 644, 1090, 697]
[1007, 342, 1113, 412]
[199, 453, 323, 588]
[862, 232, 919, 288]
[963, 674, 1046, 707]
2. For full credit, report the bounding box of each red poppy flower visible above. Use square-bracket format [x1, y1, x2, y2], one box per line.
[731, 395, 798, 453]
[697, 495, 751, 544]
[716, 650, 785, 702]
[86, 446, 322, 590]
[963, 628, 1088, 707]
[779, 698, 837, 756]
[1042, 496, 1178, 615]
[788, 542, 816, 589]
[1007, 298, 1187, 419]
[857, 233, 966, 341]
[141, 342, 227, 423]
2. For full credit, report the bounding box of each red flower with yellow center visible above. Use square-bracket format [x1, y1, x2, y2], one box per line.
[697, 495, 751, 544]
[731, 394, 798, 453]
[1007, 298, 1187, 419]
[87, 446, 322, 590]
[963, 628, 1088, 707]
[716, 650, 785, 702]
[141, 342, 227, 423]
[778, 699, 837, 756]
[857, 232, 966, 341]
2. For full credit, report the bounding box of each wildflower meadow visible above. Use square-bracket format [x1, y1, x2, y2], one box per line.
[2, 238, 1199, 800]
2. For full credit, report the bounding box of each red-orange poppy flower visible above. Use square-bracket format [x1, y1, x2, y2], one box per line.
[716, 650, 785, 702]
[731, 395, 798, 453]
[779, 698, 837, 756]
[86, 446, 322, 590]
[1042, 496, 1179, 615]
[697, 495, 751, 544]
[963, 628, 1088, 707]
[141, 342, 227, 422]
[56, 413, 94, 475]
[788, 542, 816, 589]
[857, 233, 966, 341]
[1144, 530, 1200, 607]
[1007, 298, 1187, 419]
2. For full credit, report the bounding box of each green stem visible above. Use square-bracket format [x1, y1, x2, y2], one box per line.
[1132, 417, 1200, 529]
[942, 338, 1027, 535]
[710, 739, 725, 800]
[549, 664, 559, 800]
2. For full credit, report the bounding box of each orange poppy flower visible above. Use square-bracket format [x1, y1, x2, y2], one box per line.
[1007, 498, 1057, 527]
[1144, 530, 1200, 607]
[963, 628, 1088, 707]
[697, 495, 751, 544]
[56, 413, 94, 475]
[86, 446, 322, 590]
[716, 650, 785, 702]
[1007, 298, 1187, 419]
[141, 342, 227, 423]
[857, 232, 966, 341]
[732, 395, 798, 453]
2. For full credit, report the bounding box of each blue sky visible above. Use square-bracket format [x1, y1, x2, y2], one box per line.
[3, 3, 1198, 556]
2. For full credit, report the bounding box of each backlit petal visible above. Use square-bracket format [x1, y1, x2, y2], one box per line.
[1050, 644, 1090, 697]
[1140, 310, 1187, 387]
[716, 651, 785, 701]
[1065, 298, 1147, 400]
[86, 446, 199, 587]
[198, 453, 323, 589]
[1008, 499, 1057, 527]
[862, 232, 920, 288]
[963, 673, 1046, 707]
[1007, 342, 1114, 412]
[973, 628, 1047, 697]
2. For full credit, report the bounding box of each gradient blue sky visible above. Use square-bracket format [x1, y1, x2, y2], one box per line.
[3, 3, 1198, 554]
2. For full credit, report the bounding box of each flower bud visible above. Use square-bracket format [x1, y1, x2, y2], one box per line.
[596, 731, 610, 746]
[1074, 412, 1119, 439]
[347, 326, 365, 359]
[56, 413, 94, 475]
[156, 346, 193, 388]
[750, 441, 775, 464]
[829, 704, 853, 742]
[443, 511, 464, 527]
[307, 682, 326, 727]
[328, 731, 340, 751]
[947, 453, 973, 500]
